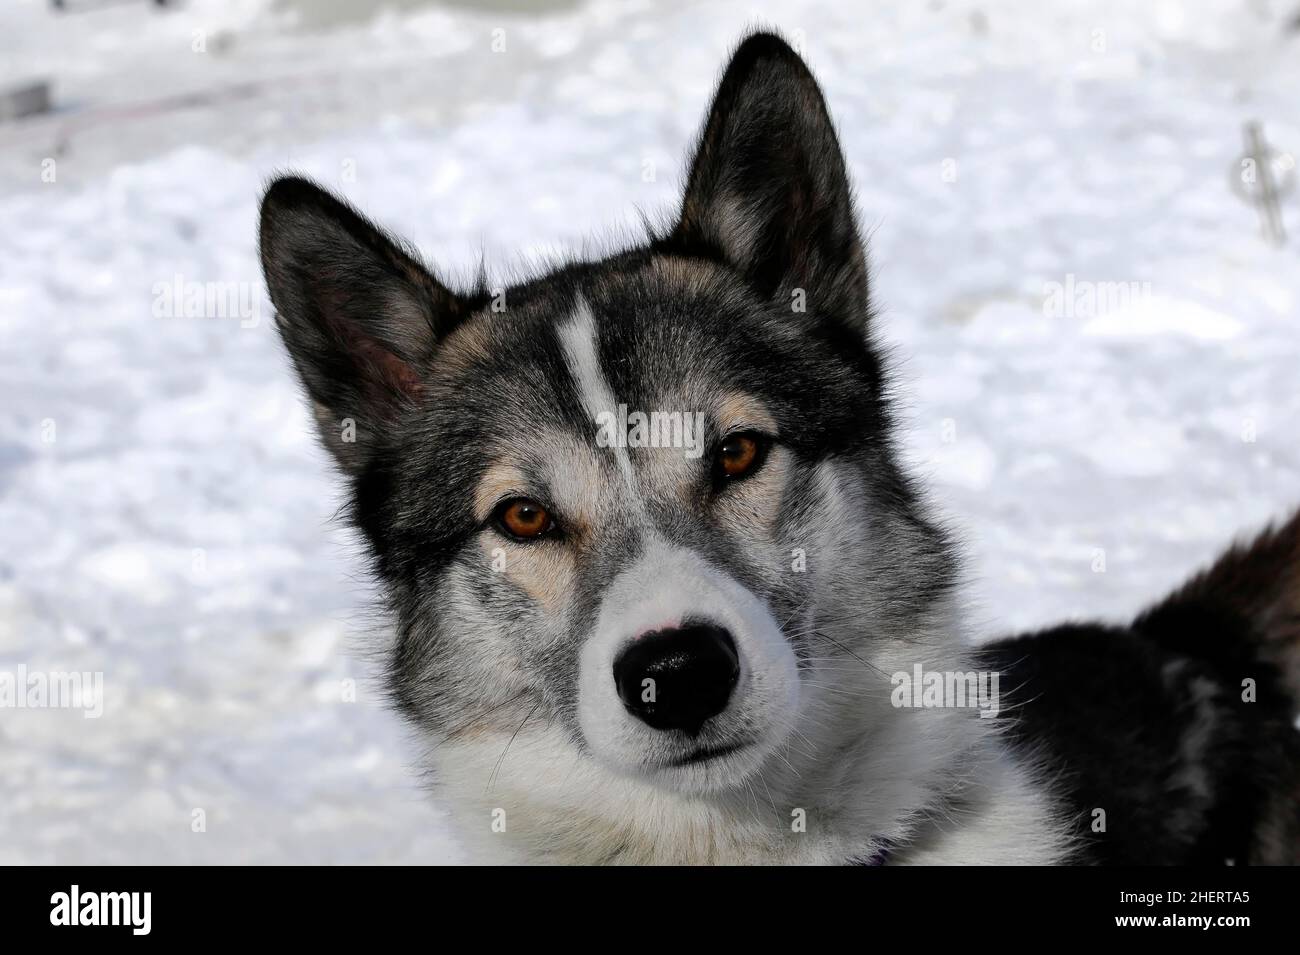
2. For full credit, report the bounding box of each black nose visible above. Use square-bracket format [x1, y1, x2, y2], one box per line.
[613, 623, 740, 736]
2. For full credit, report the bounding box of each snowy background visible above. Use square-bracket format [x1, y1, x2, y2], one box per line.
[1, 0, 1297, 863]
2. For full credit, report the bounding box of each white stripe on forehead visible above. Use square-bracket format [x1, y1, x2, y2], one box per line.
[556, 295, 645, 506]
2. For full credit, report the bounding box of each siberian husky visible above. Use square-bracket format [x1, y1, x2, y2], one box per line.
[259, 32, 1300, 864]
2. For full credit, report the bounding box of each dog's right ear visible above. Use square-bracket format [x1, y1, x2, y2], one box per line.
[259, 176, 463, 473]
[669, 32, 869, 335]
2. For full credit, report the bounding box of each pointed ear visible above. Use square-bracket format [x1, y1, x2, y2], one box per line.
[259, 176, 464, 472]
[670, 33, 868, 329]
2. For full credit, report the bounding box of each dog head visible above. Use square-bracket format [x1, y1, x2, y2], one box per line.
[260, 34, 958, 840]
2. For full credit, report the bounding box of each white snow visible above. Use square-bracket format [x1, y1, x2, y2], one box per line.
[1, 0, 1298, 863]
[1081, 296, 1245, 341]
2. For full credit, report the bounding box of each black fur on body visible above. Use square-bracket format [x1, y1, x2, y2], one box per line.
[259, 31, 1300, 864]
[982, 514, 1300, 865]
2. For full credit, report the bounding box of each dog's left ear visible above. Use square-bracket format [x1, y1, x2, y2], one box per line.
[671, 32, 868, 331]
[259, 176, 466, 473]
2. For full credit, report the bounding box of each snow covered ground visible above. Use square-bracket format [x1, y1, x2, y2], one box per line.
[1, 0, 1297, 863]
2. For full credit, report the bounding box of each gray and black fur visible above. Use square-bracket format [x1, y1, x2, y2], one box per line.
[259, 32, 1300, 865]
[981, 513, 1300, 865]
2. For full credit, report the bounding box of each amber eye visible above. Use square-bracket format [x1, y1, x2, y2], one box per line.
[715, 432, 769, 483]
[494, 498, 556, 541]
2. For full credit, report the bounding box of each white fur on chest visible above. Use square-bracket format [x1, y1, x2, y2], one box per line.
[430, 711, 1074, 865]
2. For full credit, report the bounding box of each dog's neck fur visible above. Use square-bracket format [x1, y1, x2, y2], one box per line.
[431, 715, 1071, 865]
[426, 620, 1076, 865]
